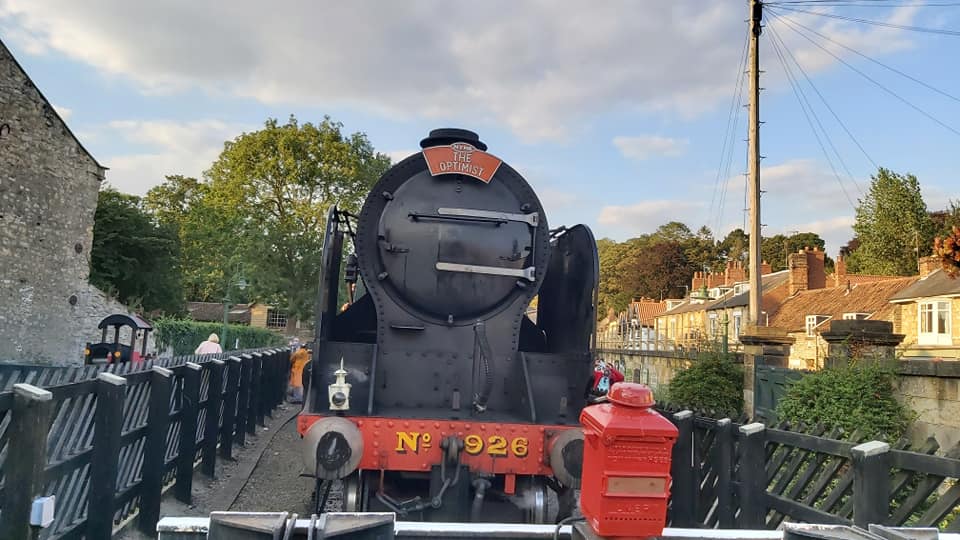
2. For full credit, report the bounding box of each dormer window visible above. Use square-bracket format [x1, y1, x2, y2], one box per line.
[805, 315, 830, 337]
[734, 284, 749, 296]
[842, 313, 870, 320]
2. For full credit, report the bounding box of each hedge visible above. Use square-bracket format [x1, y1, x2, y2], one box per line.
[154, 317, 284, 355]
[663, 350, 743, 415]
[776, 360, 914, 441]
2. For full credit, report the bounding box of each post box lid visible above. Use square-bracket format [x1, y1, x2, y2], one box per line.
[608, 383, 654, 408]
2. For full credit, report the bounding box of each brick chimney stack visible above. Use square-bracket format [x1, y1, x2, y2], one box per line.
[919, 255, 940, 278]
[808, 247, 826, 289]
[789, 250, 809, 296]
[691, 271, 704, 292]
[760, 260, 772, 275]
[789, 247, 828, 295]
[834, 252, 847, 287]
[724, 260, 746, 286]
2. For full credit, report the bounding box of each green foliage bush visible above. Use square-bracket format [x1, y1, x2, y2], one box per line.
[776, 361, 914, 441]
[664, 352, 743, 414]
[154, 317, 284, 355]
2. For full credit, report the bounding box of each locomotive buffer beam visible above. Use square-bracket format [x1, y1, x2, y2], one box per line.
[436, 262, 536, 281]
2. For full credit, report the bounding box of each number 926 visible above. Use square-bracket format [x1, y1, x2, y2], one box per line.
[464, 434, 528, 458]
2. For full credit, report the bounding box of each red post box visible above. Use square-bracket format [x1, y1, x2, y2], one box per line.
[579, 382, 678, 539]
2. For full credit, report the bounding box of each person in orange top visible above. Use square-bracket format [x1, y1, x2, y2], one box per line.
[288, 344, 311, 404]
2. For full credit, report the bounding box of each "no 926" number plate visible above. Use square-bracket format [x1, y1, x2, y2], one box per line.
[395, 431, 529, 458]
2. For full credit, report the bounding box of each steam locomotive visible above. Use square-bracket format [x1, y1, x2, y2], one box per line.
[297, 128, 598, 523]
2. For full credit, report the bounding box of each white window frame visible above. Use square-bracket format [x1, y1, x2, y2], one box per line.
[266, 308, 288, 329]
[806, 315, 830, 337]
[918, 300, 952, 346]
[733, 311, 742, 337]
[709, 312, 718, 336]
[842, 312, 870, 320]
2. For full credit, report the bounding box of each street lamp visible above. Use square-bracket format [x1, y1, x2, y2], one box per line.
[223, 273, 248, 351]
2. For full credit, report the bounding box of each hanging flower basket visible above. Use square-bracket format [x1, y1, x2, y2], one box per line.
[934, 226, 960, 279]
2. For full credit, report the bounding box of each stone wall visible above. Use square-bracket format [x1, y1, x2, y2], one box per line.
[895, 360, 960, 451]
[0, 40, 132, 365]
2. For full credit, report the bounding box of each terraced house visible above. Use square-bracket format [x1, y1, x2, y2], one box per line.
[890, 257, 960, 360]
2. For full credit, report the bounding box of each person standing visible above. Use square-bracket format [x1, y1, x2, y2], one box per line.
[195, 333, 223, 354]
[288, 344, 310, 403]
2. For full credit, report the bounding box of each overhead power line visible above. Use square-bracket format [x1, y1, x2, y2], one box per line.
[769, 1, 960, 7]
[770, 4, 960, 36]
[767, 24, 859, 208]
[770, 12, 960, 104]
[710, 28, 751, 235]
[767, 5, 960, 138]
[767, 20, 868, 192]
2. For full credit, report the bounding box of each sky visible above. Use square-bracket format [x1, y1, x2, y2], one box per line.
[2, 0, 958, 256]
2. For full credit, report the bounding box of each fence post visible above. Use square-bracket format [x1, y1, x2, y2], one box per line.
[250, 352, 263, 430]
[88, 373, 127, 540]
[202, 359, 225, 477]
[738, 422, 767, 529]
[175, 362, 202, 504]
[0, 384, 53, 540]
[852, 440, 891, 527]
[236, 354, 253, 445]
[220, 357, 241, 459]
[715, 418, 735, 528]
[670, 410, 695, 528]
[139, 367, 173, 535]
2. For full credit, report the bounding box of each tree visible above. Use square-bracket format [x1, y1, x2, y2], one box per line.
[90, 189, 184, 313]
[718, 228, 748, 264]
[846, 168, 934, 276]
[204, 116, 391, 320]
[144, 175, 241, 302]
[621, 241, 694, 300]
[761, 232, 827, 272]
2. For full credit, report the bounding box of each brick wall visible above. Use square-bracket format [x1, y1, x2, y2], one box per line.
[0, 40, 135, 365]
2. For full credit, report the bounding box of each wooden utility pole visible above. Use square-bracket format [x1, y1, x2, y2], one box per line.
[748, 0, 763, 324]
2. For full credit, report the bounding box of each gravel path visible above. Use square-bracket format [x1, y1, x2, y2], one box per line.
[229, 412, 315, 514]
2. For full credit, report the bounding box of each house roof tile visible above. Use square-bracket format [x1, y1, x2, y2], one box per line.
[889, 269, 960, 302]
[769, 277, 918, 332]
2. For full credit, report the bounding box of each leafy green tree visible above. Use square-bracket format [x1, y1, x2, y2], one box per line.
[90, 189, 184, 313]
[846, 168, 934, 276]
[761, 232, 827, 272]
[622, 241, 694, 300]
[719, 228, 748, 264]
[204, 115, 391, 320]
[144, 175, 242, 302]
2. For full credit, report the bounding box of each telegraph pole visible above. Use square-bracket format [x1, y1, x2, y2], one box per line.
[748, 0, 763, 324]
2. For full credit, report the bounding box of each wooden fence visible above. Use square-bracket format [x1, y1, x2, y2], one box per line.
[664, 409, 960, 531]
[0, 348, 290, 540]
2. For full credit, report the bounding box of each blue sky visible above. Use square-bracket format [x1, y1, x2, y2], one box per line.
[2, 1, 958, 255]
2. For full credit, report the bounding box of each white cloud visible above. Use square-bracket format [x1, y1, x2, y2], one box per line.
[0, 1, 918, 141]
[613, 135, 688, 161]
[385, 149, 418, 164]
[52, 104, 71, 120]
[99, 120, 248, 195]
[598, 200, 705, 237]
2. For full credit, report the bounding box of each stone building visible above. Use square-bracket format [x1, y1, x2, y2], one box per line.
[0, 39, 131, 365]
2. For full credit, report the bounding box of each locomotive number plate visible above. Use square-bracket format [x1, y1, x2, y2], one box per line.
[395, 431, 529, 458]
